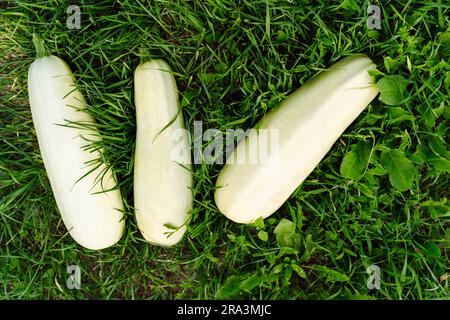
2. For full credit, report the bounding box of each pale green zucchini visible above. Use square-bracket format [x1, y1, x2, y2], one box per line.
[28, 37, 125, 249]
[133, 59, 193, 246]
[215, 55, 379, 224]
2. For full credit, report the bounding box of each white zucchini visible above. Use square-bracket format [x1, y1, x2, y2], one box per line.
[134, 60, 192, 246]
[28, 46, 124, 249]
[215, 55, 379, 224]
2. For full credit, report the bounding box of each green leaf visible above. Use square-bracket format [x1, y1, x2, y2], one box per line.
[216, 275, 243, 299]
[340, 0, 359, 11]
[277, 247, 299, 257]
[377, 75, 409, 106]
[411, 145, 429, 164]
[258, 230, 268, 242]
[254, 217, 265, 229]
[272, 264, 284, 274]
[368, 68, 384, 78]
[383, 56, 400, 72]
[215, 62, 228, 74]
[439, 31, 450, 51]
[380, 149, 417, 191]
[367, 29, 380, 41]
[199, 72, 215, 84]
[303, 234, 316, 260]
[205, 253, 219, 263]
[340, 141, 371, 180]
[423, 242, 441, 258]
[423, 200, 450, 219]
[163, 223, 179, 230]
[291, 264, 307, 279]
[428, 157, 450, 173]
[315, 266, 349, 282]
[365, 113, 385, 125]
[386, 107, 415, 124]
[276, 30, 288, 42]
[266, 253, 276, 266]
[428, 136, 450, 159]
[240, 274, 262, 292]
[274, 219, 299, 248]
[419, 101, 445, 127]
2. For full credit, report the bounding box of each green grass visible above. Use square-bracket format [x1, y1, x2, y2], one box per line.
[1, 0, 449, 299]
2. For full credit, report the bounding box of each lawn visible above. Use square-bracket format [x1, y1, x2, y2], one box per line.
[0, 0, 449, 299]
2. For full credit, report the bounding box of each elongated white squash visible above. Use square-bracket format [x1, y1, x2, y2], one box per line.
[134, 60, 192, 246]
[215, 55, 379, 224]
[28, 44, 124, 249]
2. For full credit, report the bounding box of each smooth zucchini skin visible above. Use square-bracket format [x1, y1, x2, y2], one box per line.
[134, 60, 193, 246]
[215, 55, 379, 224]
[28, 55, 125, 250]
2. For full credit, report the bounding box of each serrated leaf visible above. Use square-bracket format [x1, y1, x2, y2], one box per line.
[265, 274, 279, 283]
[377, 75, 409, 106]
[419, 102, 445, 127]
[340, 141, 371, 180]
[216, 275, 244, 299]
[384, 56, 400, 71]
[411, 144, 429, 164]
[240, 274, 262, 292]
[367, 164, 385, 176]
[365, 113, 385, 125]
[423, 200, 450, 219]
[439, 31, 450, 50]
[266, 253, 276, 265]
[315, 266, 349, 282]
[428, 157, 450, 173]
[428, 136, 450, 159]
[386, 107, 415, 124]
[340, 0, 359, 11]
[380, 149, 417, 191]
[277, 247, 299, 257]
